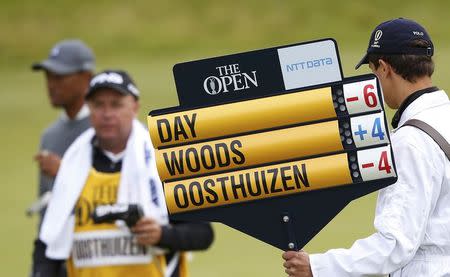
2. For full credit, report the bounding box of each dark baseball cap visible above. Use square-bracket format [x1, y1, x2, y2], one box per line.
[86, 70, 140, 100]
[355, 18, 433, 69]
[32, 39, 95, 74]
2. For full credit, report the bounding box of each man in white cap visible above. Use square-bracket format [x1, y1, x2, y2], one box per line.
[37, 70, 213, 277]
[282, 18, 450, 277]
[31, 39, 95, 277]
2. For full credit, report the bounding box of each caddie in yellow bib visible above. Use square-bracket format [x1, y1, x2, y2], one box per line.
[38, 70, 213, 277]
[67, 166, 165, 277]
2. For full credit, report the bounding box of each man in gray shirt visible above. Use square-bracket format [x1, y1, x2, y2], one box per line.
[30, 39, 95, 277]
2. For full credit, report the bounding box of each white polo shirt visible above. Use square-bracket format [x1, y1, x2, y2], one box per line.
[310, 90, 450, 276]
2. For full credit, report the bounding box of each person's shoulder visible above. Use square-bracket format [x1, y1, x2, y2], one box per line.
[391, 124, 433, 152]
[75, 116, 92, 131]
[40, 118, 64, 141]
[391, 115, 447, 164]
[42, 116, 91, 137]
[77, 115, 91, 124]
[398, 102, 450, 144]
[63, 127, 96, 155]
[74, 127, 96, 142]
[417, 102, 450, 135]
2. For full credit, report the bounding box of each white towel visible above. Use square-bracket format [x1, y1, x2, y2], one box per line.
[40, 119, 168, 259]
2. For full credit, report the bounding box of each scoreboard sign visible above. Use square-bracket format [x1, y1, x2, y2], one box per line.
[171, 39, 342, 107]
[148, 39, 397, 251]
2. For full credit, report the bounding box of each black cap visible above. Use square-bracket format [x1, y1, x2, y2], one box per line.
[86, 70, 140, 99]
[355, 18, 434, 69]
[32, 39, 95, 74]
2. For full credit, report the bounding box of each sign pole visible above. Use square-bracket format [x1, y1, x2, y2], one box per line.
[282, 212, 299, 251]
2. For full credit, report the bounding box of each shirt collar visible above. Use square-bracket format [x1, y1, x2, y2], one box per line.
[393, 89, 449, 129]
[391, 86, 439, 128]
[61, 104, 90, 122]
[91, 136, 125, 163]
[102, 149, 125, 163]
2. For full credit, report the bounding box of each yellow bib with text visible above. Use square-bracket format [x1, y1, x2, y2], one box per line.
[66, 168, 165, 277]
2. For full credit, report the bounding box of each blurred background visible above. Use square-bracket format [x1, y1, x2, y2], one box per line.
[1, 0, 449, 276]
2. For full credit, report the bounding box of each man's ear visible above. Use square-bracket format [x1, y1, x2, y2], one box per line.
[133, 99, 140, 115]
[378, 59, 392, 78]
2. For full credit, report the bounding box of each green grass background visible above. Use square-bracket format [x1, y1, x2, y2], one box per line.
[1, 1, 449, 276]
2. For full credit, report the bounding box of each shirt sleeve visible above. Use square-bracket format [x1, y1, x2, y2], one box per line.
[310, 130, 443, 276]
[32, 239, 65, 277]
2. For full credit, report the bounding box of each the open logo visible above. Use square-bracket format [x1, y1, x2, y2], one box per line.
[374, 30, 383, 43]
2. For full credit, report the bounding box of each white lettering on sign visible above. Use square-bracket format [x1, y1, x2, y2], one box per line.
[277, 40, 342, 90]
[357, 146, 396, 181]
[343, 78, 381, 114]
[203, 63, 258, 95]
[350, 112, 389, 148]
[72, 229, 152, 268]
